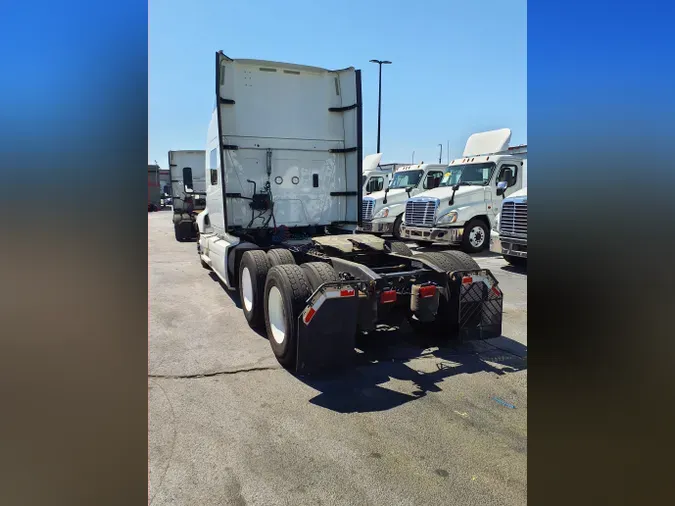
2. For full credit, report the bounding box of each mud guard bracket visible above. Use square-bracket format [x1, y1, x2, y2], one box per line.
[295, 287, 359, 375]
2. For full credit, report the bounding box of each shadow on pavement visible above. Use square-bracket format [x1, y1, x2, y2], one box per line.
[208, 271, 242, 309]
[500, 263, 527, 275]
[296, 324, 527, 414]
[207, 271, 270, 339]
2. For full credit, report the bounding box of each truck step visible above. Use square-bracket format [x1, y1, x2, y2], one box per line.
[200, 254, 212, 267]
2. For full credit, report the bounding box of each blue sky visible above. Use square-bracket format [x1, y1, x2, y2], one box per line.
[149, 0, 526, 167]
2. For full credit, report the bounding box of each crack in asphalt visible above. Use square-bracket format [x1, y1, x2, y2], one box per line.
[149, 365, 280, 379]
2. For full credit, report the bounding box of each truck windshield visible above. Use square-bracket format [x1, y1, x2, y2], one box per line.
[389, 170, 423, 189]
[440, 163, 496, 187]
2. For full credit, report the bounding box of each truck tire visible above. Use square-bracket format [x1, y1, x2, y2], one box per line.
[174, 221, 192, 242]
[392, 214, 404, 239]
[386, 241, 413, 257]
[264, 265, 313, 368]
[461, 219, 489, 253]
[437, 250, 480, 270]
[174, 222, 186, 242]
[239, 250, 271, 328]
[267, 248, 296, 266]
[416, 250, 479, 272]
[301, 262, 339, 291]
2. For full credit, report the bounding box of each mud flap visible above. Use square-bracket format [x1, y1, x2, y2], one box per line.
[296, 287, 359, 375]
[175, 220, 194, 241]
[449, 269, 503, 341]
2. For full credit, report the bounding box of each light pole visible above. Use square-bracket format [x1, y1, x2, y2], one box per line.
[412, 151, 415, 164]
[438, 144, 443, 164]
[369, 59, 392, 153]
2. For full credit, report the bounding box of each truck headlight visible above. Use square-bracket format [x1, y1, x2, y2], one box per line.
[436, 210, 458, 225]
[373, 207, 389, 219]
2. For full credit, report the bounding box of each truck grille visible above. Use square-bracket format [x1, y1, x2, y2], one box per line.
[404, 198, 439, 227]
[500, 201, 527, 238]
[362, 198, 375, 221]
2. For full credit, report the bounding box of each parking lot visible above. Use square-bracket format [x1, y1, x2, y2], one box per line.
[149, 210, 527, 506]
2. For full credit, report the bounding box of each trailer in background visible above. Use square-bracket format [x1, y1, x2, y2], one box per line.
[148, 164, 161, 212]
[169, 150, 206, 241]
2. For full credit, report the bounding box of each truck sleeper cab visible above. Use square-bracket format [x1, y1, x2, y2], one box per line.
[197, 52, 504, 374]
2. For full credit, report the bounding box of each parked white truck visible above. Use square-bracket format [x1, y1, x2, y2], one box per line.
[169, 150, 207, 241]
[490, 186, 527, 265]
[399, 130, 526, 252]
[358, 163, 447, 237]
[362, 154, 408, 195]
[196, 52, 504, 374]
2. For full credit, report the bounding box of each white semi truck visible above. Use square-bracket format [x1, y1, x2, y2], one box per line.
[358, 163, 447, 238]
[399, 130, 527, 252]
[490, 186, 527, 265]
[361, 154, 408, 195]
[169, 150, 207, 241]
[196, 52, 504, 374]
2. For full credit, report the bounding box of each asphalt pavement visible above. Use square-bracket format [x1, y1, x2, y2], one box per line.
[149, 210, 527, 506]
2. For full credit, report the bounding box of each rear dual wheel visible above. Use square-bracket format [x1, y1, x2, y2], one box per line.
[264, 265, 312, 368]
[239, 250, 271, 328]
[265, 262, 339, 368]
[239, 248, 297, 328]
[386, 240, 413, 257]
[267, 248, 295, 266]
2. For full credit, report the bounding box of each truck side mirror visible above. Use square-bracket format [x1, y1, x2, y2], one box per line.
[496, 181, 507, 197]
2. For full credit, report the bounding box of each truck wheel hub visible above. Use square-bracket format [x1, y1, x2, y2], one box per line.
[267, 286, 286, 344]
[242, 267, 254, 312]
[469, 226, 485, 247]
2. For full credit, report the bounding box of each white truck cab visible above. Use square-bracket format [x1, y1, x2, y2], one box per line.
[358, 163, 447, 237]
[361, 154, 407, 195]
[361, 153, 386, 193]
[399, 129, 526, 252]
[490, 186, 527, 265]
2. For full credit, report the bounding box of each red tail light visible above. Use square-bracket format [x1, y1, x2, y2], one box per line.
[462, 276, 473, 284]
[340, 289, 355, 297]
[380, 290, 397, 304]
[419, 285, 436, 298]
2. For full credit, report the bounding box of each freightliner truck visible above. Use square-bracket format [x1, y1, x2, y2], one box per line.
[490, 186, 527, 265]
[196, 52, 504, 374]
[400, 131, 526, 252]
[358, 163, 447, 239]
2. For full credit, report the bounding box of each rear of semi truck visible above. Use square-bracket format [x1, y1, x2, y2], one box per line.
[169, 150, 206, 241]
[197, 52, 503, 374]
